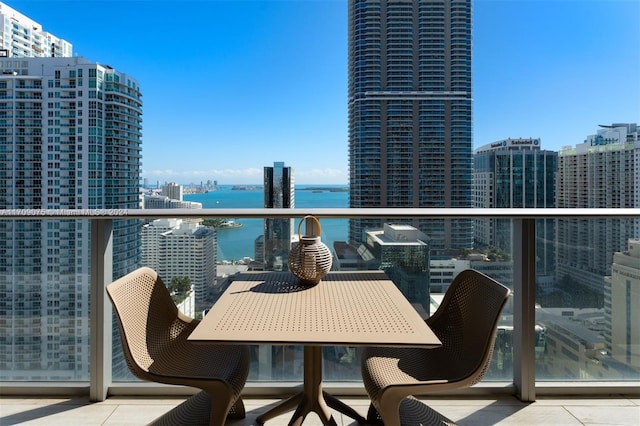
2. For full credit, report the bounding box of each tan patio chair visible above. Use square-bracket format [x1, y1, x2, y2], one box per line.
[361, 269, 511, 425]
[106, 267, 250, 426]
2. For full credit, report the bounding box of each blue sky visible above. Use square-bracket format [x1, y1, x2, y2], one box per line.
[9, 0, 639, 185]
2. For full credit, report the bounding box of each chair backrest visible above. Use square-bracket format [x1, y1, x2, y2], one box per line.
[426, 269, 511, 385]
[106, 267, 183, 375]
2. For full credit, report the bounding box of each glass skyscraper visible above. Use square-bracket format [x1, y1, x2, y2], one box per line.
[348, 0, 473, 254]
[0, 57, 142, 380]
[473, 138, 557, 275]
[263, 161, 295, 271]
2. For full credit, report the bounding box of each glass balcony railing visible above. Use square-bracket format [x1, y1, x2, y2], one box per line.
[0, 208, 638, 402]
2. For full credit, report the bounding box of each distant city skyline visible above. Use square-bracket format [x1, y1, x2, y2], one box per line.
[9, 0, 639, 185]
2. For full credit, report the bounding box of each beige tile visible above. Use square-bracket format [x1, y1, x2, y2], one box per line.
[420, 396, 527, 407]
[1, 396, 637, 426]
[492, 406, 583, 425]
[100, 396, 190, 406]
[564, 405, 640, 426]
[0, 397, 88, 405]
[103, 404, 178, 425]
[535, 397, 638, 407]
[0, 403, 116, 425]
[371, 402, 583, 426]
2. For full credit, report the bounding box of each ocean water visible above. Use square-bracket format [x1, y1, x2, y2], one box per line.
[184, 185, 349, 261]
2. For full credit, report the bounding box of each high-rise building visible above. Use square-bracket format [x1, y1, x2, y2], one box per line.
[142, 219, 216, 310]
[473, 138, 557, 275]
[255, 162, 298, 379]
[0, 2, 72, 57]
[0, 56, 142, 380]
[556, 123, 640, 293]
[263, 161, 295, 271]
[254, 234, 265, 265]
[162, 182, 183, 201]
[348, 0, 473, 254]
[604, 239, 640, 369]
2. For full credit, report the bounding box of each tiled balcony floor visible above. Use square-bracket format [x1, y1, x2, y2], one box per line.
[1, 394, 638, 425]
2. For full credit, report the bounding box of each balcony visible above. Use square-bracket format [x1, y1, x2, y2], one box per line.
[0, 208, 639, 425]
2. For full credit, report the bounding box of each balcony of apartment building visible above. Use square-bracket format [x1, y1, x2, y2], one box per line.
[0, 208, 638, 425]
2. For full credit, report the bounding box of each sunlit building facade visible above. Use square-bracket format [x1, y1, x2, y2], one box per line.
[473, 138, 557, 275]
[142, 219, 216, 310]
[0, 57, 142, 380]
[162, 182, 183, 201]
[604, 239, 640, 370]
[143, 195, 201, 210]
[556, 123, 640, 293]
[348, 0, 473, 254]
[364, 224, 430, 314]
[0, 2, 72, 58]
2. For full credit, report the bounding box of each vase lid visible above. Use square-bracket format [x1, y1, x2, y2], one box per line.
[300, 236, 321, 244]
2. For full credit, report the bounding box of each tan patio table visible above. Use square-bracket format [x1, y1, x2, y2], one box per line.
[188, 271, 441, 426]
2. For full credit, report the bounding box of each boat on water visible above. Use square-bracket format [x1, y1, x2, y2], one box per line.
[219, 220, 242, 229]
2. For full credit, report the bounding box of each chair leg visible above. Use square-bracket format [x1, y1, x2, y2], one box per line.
[376, 394, 403, 426]
[366, 403, 384, 424]
[207, 393, 234, 426]
[227, 396, 246, 419]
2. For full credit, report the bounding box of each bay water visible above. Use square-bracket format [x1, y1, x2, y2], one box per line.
[184, 185, 349, 261]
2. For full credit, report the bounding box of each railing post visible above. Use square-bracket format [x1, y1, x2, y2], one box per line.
[90, 218, 113, 402]
[513, 218, 536, 401]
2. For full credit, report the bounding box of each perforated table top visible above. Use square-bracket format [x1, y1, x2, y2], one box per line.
[189, 271, 441, 348]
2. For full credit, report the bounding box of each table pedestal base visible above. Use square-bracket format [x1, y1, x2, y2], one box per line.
[256, 346, 366, 425]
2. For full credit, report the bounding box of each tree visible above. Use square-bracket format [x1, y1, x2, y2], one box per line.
[169, 276, 191, 296]
[486, 246, 510, 261]
[202, 218, 226, 229]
